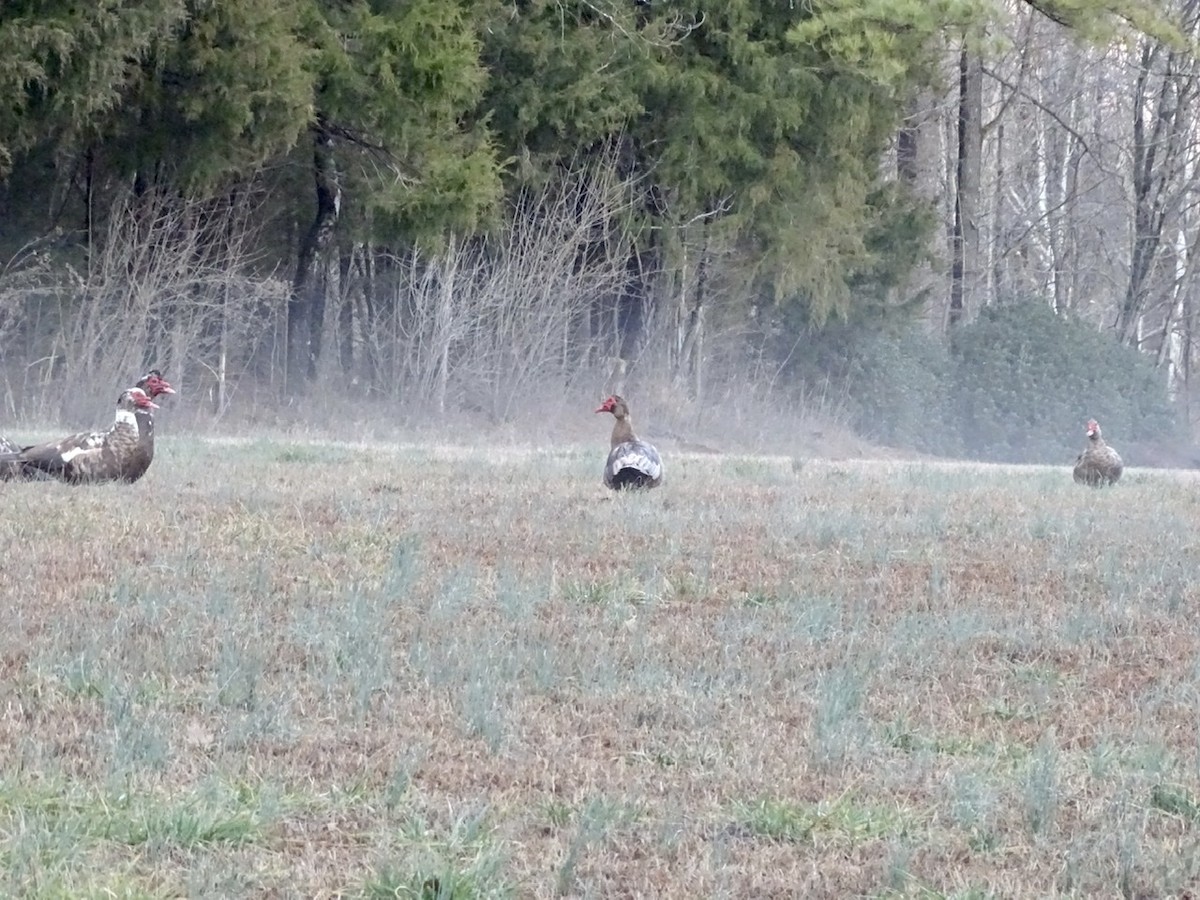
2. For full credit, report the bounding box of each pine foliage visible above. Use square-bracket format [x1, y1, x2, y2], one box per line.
[0, 0, 1189, 439]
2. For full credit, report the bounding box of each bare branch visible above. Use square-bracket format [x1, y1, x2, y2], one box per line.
[982, 64, 1093, 155]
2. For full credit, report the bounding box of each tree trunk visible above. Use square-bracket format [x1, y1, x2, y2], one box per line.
[338, 246, 355, 376]
[1120, 42, 1161, 345]
[1116, 31, 1200, 348]
[676, 219, 708, 401]
[896, 95, 920, 184]
[83, 145, 96, 262]
[949, 45, 982, 327]
[690, 232, 707, 404]
[434, 236, 459, 418]
[215, 282, 228, 418]
[989, 120, 1006, 308]
[1060, 85, 1086, 313]
[288, 121, 340, 394]
[315, 249, 340, 385]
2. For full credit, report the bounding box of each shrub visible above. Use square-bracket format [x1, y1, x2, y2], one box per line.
[949, 302, 1180, 463]
[842, 325, 960, 456]
[759, 317, 959, 455]
[778, 300, 1180, 463]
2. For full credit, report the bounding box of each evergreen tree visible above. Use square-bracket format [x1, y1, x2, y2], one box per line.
[0, 0, 187, 177]
[0, 0, 503, 391]
[478, 0, 946, 345]
[281, 0, 502, 388]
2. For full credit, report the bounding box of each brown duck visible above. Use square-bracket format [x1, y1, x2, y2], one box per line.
[0, 370, 175, 481]
[0, 387, 161, 484]
[1073, 418, 1123, 486]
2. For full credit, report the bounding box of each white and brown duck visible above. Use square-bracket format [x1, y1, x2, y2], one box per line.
[1, 387, 161, 483]
[1, 370, 175, 482]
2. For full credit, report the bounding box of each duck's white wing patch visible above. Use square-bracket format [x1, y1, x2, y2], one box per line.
[607, 442, 663, 480]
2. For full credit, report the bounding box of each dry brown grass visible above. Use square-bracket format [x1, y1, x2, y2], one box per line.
[2, 440, 1200, 898]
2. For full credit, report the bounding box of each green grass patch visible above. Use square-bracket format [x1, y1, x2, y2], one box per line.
[733, 794, 916, 845]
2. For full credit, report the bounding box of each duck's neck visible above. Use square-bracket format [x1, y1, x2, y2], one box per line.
[612, 415, 636, 447]
[135, 409, 155, 441]
[108, 408, 138, 443]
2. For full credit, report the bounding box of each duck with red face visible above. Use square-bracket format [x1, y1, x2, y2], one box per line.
[1, 369, 176, 482]
[1, 387, 162, 484]
[1073, 418, 1123, 487]
[595, 395, 663, 490]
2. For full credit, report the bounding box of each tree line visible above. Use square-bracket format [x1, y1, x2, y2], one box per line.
[0, 0, 1193, 440]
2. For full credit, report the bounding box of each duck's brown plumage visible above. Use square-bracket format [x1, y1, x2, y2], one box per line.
[0, 370, 174, 482]
[0, 388, 160, 484]
[1073, 419, 1123, 487]
[0, 436, 35, 480]
[595, 395, 663, 490]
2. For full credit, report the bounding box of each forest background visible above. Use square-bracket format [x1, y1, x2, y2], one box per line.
[1, 0, 1197, 465]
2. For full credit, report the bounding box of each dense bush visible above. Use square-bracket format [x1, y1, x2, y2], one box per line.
[788, 301, 1181, 463]
[841, 326, 961, 456]
[948, 302, 1180, 463]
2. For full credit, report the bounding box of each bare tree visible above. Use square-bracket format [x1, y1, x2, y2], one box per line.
[288, 122, 341, 395]
[1118, 16, 1200, 349]
[949, 42, 984, 327]
[0, 186, 287, 425]
[342, 153, 645, 422]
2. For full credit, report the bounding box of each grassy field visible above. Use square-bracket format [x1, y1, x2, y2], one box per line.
[2, 436, 1200, 898]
